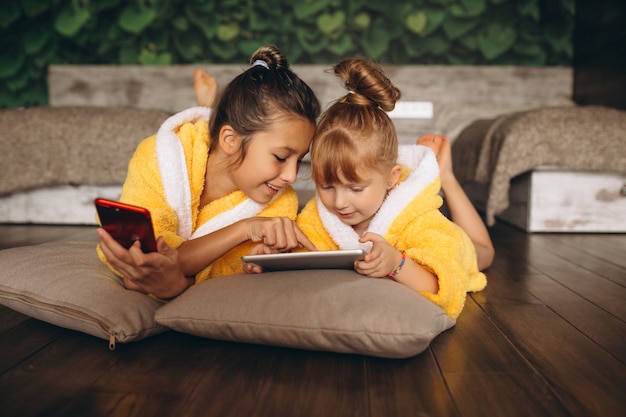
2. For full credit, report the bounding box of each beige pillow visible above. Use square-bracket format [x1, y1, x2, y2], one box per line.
[155, 269, 455, 358]
[0, 241, 166, 348]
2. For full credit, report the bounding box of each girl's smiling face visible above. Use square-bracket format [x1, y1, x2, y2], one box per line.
[231, 117, 315, 204]
[317, 166, 400, 235]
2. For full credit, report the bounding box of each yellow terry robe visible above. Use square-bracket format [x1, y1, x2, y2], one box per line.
[297, 145, 486, 319]
[97, 107, 299, 283]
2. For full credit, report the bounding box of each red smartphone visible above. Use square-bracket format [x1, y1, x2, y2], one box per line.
[94, 198, 157, 253]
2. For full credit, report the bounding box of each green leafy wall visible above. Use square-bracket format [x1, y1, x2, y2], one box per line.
[0, 0, 574, 109]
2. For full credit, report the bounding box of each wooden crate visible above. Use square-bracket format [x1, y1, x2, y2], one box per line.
[467, 167, 626, 233]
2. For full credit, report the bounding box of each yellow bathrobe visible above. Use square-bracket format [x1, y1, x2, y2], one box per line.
[97, 107, 299, 283]
[297, 145, 486, 319]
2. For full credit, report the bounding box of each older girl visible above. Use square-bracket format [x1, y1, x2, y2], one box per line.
[97, 45, 321, 299]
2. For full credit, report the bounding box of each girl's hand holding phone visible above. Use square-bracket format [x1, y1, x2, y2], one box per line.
[97, 228, 193, 299]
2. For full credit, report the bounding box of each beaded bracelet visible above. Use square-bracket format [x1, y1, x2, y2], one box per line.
[386, 250, 406, 278]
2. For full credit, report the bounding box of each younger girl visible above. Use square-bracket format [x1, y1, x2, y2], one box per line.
[295, 58, 486, 318]
[97, 45, 321, 299]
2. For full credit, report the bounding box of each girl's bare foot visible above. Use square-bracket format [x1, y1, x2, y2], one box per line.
[194, 68, 218, 107]
[417, 134, 444, 157]
[417, 134, 453, 184]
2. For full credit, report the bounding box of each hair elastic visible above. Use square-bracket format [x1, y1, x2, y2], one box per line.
[251, 59, 269, 69]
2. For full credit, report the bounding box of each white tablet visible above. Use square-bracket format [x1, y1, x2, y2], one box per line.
[241, 249, 366, 271]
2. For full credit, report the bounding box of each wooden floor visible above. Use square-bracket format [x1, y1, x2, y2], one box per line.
[0, 222, 624, 417]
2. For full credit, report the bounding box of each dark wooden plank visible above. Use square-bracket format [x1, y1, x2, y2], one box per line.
[477, 238, 626, 417]
[443, 372, 569, 417]
[478, 244, 626, 363]
[530, 233, 626, 287]
[177, 341, 369, 417]
[1, 329, 226, 417]
[523, 237, 626, 321]
[479, 299, 626, 417]
[46, 390, 185, 417]
[553, 233, 626, 269]
[0, 304, 30, 333]
[0, 330, 123, 417]
[55, 332, 219, 417]
[0, 318, 65, 375]
[521, 271, 626, 363]
[433, 299, 571, 417]
[489, 224, 626, 321]
[366, 350, 460, 417]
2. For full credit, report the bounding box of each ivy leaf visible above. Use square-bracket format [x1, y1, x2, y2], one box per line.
[54, 7, 90, 37]
[238, 40, 272, 56]
[0, 49, 24, 78]
[216, 22, 240, 42]
[119, 46, 139, 64]
[6, 69, 30, 92]
[422, 34, 451, 56]
[209, 42, 240, 61]
[405, 11, 427, 35]
[21, 0, 50, 18]
[353, 12, 370, 30]
[459, 34, 478, 51]
[173, 28, 204, 60]
[452, 0, 487, 17]
[185, 6, 218, 39]
[259, 0, 285, 17]
[479, 23, 517, 60]
[560, 0, 576, 15]
[518, 0, 540, 21]
[0, 0, 21, 29]
[421, 8, 447, 37]
[545, 21, 573, 53]
[186, 1, 215, 13]
[327, 34, 354, 56]
[317, 11, 345, 36]
[442, 16, 480, 40]
[296, 27, 327, 54]
[172, 16, 188, 31]
[249, 10, 272, 31]
[118, 5, 157, 34]
[31, 40, 58, 68]
[22, 25, 51, 54]
[294, 0, 329, 20]
[402, 36, 425, 58]
[360, 17, 390, 59]
[514, 43, 544, 57]
[513, 46, 546, 65]
[426, 0, 454, 4]
[139, 49, 172, 65]
[148, 28, 169, 50]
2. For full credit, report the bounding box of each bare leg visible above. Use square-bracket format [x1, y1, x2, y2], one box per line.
[194, 68, 218, 108]
[417, 134, 494, 270]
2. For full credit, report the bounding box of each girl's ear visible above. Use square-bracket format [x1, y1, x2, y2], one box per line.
[387, 164, 402, 189]
[218, 124, 241, 155]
